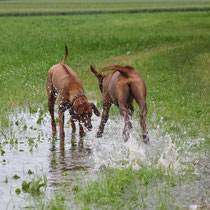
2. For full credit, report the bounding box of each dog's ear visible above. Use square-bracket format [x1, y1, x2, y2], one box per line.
[91, 103, 100, 117]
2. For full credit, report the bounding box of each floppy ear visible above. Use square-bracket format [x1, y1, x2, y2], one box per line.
[91, 103, 100, 117]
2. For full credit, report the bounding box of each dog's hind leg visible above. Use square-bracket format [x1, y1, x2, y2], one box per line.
[128, 100, 134, 128]
[133, 96, 149, 143]
[128, 102, 134, 116]
[119, 103, 132, 142]
[139, 101, 149, 143]
[117, 85, 132, 141]
[130, 82, 149, 143]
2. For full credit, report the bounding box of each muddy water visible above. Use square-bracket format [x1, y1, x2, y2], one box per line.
[0, 107, 209, 209]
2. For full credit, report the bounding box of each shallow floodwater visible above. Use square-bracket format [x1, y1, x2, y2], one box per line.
[0, 107, 209, 209]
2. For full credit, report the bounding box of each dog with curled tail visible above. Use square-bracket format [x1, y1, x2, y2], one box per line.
[46, 46, 100, 140]
[90, 65, 149, 143]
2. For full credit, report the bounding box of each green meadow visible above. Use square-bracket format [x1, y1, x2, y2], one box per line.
[0, 1, 210, 209]
[1, 0, 210, 15]
[0, 9, 209, 138]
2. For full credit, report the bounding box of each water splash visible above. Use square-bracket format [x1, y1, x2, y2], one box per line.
[157, 139, 179, 171]
[1, 107, 181, 174]
[91, 117, 179, 171]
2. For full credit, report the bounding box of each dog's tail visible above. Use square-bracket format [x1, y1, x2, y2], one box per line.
[98, 65, 134, 76]
[61, 45, 68, 64]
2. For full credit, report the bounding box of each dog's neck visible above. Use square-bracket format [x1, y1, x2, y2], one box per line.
[70, 89, 84, 103]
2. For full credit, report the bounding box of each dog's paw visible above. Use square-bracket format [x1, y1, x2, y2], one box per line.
[123, 130, 130, 142]
[128, 122, 133, 129]
[96, 132, 103, 138]
[142, 133, 149, 144]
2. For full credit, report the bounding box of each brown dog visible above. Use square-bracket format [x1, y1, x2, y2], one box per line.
[46, 46, 100, 139]
[90, 65, 149, 143]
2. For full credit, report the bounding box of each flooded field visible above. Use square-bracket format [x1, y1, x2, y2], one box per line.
[0, 106, 209, 209]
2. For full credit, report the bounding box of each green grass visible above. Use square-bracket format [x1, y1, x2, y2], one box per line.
[21, 175, 47, 195]
[1, 0, 210, 15]
[0, 11, 209, 139]
[36, 166, 177, 209]
[139, 42, 210, 138]
[73, 166, 174, 209]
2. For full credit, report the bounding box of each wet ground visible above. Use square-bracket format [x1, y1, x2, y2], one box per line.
[0, 107, 209, 209]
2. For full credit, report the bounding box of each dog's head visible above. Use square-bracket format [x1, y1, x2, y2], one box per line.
[70, 102, 100, 130]
[90, 65, 104, 92]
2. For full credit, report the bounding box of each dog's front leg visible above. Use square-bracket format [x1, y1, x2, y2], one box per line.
[58, 106, 65, 140]
[79, 122, 85, 137]
[70, 118, 76, 133]
[47, 88, 57, 135]
[96, 102, 111, 138]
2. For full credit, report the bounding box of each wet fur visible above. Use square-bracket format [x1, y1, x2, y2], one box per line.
[46, 46, 100, 140]
[91, 65, 149, 143]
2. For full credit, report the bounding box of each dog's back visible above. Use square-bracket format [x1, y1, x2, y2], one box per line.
[99, 66, 146, 105]
[49, 64, 83, 95]
[47, 46, 83, 99]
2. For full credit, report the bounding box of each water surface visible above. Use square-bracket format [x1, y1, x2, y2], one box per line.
[0, 107, 209, 209]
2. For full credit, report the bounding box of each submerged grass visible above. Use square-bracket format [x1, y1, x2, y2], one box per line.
[73, 167, 168, 209]
[37, 166, 177, 209]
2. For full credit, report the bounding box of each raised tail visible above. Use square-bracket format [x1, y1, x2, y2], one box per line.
[98, 65, 134, 76]
[61, 45, 68, 64]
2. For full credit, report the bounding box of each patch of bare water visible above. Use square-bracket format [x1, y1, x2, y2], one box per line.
[0, 107, 209, 209]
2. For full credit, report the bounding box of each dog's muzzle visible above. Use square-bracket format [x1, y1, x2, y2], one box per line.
[85, 123, 92, 131]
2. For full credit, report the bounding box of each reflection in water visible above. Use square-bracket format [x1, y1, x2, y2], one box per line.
[48, 134, 94, 186]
